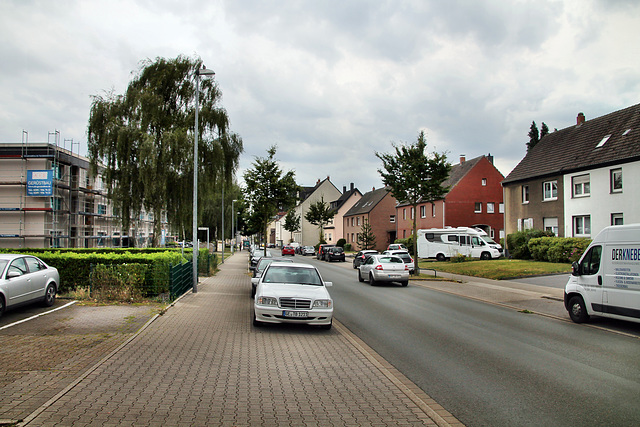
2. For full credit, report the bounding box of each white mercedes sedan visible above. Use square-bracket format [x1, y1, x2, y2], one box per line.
[252, 262, 333, 330]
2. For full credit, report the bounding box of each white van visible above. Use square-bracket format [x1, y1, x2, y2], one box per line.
[417, 227, 502, 261]
[564, 224, 640, 324]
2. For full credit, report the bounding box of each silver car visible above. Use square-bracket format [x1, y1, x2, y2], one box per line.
[358, 254, 409, 286]
[0, 254, 59, 316]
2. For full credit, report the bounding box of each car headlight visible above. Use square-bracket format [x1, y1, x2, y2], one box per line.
[313, 299, 332, 308]
[256, 296, 278, 306]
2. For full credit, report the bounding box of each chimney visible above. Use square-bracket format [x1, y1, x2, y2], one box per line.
[350, 182, 354, 191]
[316, 179, 320, 185]
[577, 112, 585, 126]
[487, 153, 494, 164]
[460, 154, 466, 164]
[343, 186, 347, 194]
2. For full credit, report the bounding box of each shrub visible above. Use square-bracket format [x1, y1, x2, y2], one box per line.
[528, 236, 592, 263]
[336, 238, 346, 248]
[506, 229, 554, 259]
[344, 243, 352, 252]
[450, 253, 468, 263]
[396, 235, 414, 255]
[90, 263, 148, 302]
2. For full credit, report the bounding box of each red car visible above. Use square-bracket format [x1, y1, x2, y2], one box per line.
[281, 246, 295, 256]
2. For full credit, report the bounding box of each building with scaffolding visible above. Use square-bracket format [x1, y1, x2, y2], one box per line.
[0, 132, 170, 249]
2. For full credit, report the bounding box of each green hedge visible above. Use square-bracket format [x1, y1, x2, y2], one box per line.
[528, 236, 591, 263]
[506, 229, 555, 259]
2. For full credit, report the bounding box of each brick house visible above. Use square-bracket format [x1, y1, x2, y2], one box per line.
[323, 183, 362, 244]
[502, 104, 640, 238]
[395, 154, 505, 242]
[343, 187, 397, 252]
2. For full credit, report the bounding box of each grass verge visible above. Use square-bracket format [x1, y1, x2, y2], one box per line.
[416, 258, 571, 280]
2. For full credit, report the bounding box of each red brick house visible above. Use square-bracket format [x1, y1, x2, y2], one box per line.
[395, 154, 505, 242]
[343, 187, 397, 252]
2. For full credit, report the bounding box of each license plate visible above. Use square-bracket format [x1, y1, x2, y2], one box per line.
[283, 311, 308, 318]
[388, 274, 400, 279]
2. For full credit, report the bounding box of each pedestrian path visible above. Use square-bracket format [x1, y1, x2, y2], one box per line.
[20, 252, 461, 426]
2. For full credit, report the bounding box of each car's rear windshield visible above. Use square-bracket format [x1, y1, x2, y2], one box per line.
[263, 266, 322, 285]
[379, 256, 403, 263]
[397, 253, 412, 262]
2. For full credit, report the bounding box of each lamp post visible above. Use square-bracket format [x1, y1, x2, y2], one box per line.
[221, 175, 225, 264]
[193, 65, 215, 293]
[231, 199, 237, 253]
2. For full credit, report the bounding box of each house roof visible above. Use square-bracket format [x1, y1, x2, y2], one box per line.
[330, 187, 362, 213]
[344, 187, 390, 216]
[503, 103, 640, 185]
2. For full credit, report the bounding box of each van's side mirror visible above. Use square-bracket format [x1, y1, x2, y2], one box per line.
[571, 261, 580, 276]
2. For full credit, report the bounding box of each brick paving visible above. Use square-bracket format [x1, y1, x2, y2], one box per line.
[7, 253, 460, 426]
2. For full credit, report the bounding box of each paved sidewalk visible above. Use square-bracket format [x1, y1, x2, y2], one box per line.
[18, 253, 461, 426]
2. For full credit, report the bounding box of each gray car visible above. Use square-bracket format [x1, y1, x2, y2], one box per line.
[358, 254, 409, 286]
[0, 254, 59, 316]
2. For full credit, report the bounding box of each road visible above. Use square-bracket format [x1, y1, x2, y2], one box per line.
[292, 253, 640, 427]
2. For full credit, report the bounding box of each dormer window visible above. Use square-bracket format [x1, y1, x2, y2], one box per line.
[595, 134, 611, 148]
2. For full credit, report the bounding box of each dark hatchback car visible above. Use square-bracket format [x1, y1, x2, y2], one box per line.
[352, 250, 378, 269]
[324, 246, 346, 262]
[316, 244, 335, 260]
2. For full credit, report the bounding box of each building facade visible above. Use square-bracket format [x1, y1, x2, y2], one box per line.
[343, 187, 397, 252]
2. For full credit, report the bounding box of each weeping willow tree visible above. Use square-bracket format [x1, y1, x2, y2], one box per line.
[87, 55, 243, 246]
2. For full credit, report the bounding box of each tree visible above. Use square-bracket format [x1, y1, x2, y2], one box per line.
[87, 55, 242, 247]
[540, 122, 549, 140]
[283, 210, 301, 243]
[304, 196, 335, 244]
[357, 219, 377, 250]
[376, 131, 450, 275]
[527, 121, 539, 151]
[243, 146, 299, 255]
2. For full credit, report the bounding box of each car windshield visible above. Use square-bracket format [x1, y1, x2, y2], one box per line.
[257, 258, 292, 271]
[263, 266, 322, 286]
[397, 253, 412, 262]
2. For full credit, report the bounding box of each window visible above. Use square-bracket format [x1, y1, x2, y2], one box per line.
[51, 197, 63, 211]
[522, 185, 529, 204]
[403, 209, 406, 220]
[499, 203, 504, 214]
[482, 178, 487, 186]
[543, 217, 558, 236]
[98, 204, 107, 215]
[474, 202, 482, 213]
[611, 213, 623, 226]
[487, 202, 495, 214]
[420, 205, 426, 218]
[390, 215, 395, 223]
[578, 245, 602, 275]
[519, 218, 533, 231]
[595, 134, 611, 148]
[411, 207, 415, 219]
[543, 180, 558, 201]
[572, 174, 590, 198]
[573, 215, 591, 236]
[432, 204, 436, 217]
[356, 217, 360, 226]
[610, 168, 622, 193]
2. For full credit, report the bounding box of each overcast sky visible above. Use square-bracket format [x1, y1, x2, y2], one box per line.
[2, 0, 639, 193]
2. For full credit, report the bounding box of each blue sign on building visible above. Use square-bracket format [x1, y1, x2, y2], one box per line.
[27, 170, 53, 197]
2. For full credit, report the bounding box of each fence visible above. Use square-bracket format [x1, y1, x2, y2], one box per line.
[170, 261, 193, 300]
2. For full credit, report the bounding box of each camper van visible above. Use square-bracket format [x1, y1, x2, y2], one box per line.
[417, 227, 502, 261]
[564, 224, 640, 324]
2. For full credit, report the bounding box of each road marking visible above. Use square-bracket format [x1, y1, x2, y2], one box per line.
[0, 300, 77, 331]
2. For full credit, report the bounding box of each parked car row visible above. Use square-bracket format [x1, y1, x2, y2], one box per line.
[316, 244, 345, 262]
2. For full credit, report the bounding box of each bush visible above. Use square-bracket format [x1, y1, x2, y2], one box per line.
[506, 229, 554, 259]
[344, 243, 352, 252]
[526, 236, 592, 263]
[396, 235, 414, 255]
[90, 263, 149, 302]
[450, 253, 468, 263]
[336, 238, 346, 248]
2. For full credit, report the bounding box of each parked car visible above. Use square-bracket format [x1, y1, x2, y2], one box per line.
[250, 250, 272, 268]
[387, 243, 407, 251]
[324, 246, 346, 262]
[382, 250, 414, 274]
[0, 254, 59, 316]
[358, 254, 409, 286]
[281, 246, 295, 256]
[251, 257, 294, 297]
[352, 250, 378, 269]
[301, 246, 315, 256]
[316, 244, 335, 260]
[252, 262, 333, 329]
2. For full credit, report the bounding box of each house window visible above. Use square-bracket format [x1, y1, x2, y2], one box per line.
[474, 202, 482, 213]
[487, 203, 495, 214]
[411, 207, 415, 219]
[611, 213, 623, 226]
[572, 174, 590, 198]
[522, 185, 529, 204]
[403, 209, 406, 220]
[98, 204, 107, 215]
[573, 215, 591, 237]
[543, 217, 558, 236]
[482, 178, 487, 186]
[420, 205, 426, 218]
[519, 218, 534, 231]
[357, 217, 360, 226]
[543, 180, 558, 201]
[403, 230, 406, 238]
[610, 168, 622, 193]
[390, 215, 395, 223]
[499, 203, 504, 213]
[432, 204, 436, 217]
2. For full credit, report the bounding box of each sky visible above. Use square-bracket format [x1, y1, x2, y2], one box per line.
[2, 0, 640, 194]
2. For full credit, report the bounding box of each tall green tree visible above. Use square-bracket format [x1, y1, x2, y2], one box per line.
[376, 131, 450, 275]
[540, 122, 550, 140]
[304, 196, 335, 244]
[243, 146, 299, 255]
[357, 219, 377, 250]
[87, 55, 242, 247]
[283, 210, 301, 243]
[527, 121, 540, 151]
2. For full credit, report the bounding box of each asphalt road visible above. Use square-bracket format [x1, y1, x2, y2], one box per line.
[297, 254, 640, 427]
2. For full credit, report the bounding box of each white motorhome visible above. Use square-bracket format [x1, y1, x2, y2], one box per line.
[564, 224, 640, 324]
[417, 227, 502, 261]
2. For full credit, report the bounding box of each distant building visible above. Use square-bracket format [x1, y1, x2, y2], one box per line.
[343, 187, 397, 252]
[291, 177, 342, 246]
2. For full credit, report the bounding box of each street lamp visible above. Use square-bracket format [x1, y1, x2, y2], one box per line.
[193, 65, 215, 293]
[232, 199, 238, 253]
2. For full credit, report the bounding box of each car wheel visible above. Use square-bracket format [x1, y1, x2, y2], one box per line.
[43, 283, 56, 307]
[401, 281, 408, 287]
[436, 253, 446, 262]
[251, 285, 256, 299]
[568, 296, 590, 323]
[320, 320, 332, 330]
[358, 270, 364, 282]
[369, 273, 376, 286]
[253, 311, 264, 327]
[0, 296, 5, 318]
[480, 252, 491, 260]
